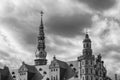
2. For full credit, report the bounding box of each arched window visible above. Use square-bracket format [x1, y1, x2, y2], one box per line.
[56, 75, 58, 80]
[84, 44, 86, 48]
[51, 76, 53, 80]
[87, 43, 89, 48]
[54, 77, 55, 80]
[83, 77, 84, 80]
[46, 78, 50, 80]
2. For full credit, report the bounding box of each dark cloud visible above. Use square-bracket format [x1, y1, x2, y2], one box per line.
[77, 0, 116, 11]
[1, 16, 38, 45]
[46, 13, 92, 37]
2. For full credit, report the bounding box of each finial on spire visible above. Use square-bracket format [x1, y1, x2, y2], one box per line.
[85, 28, 88, 34]
[53, 55, 56, 60]
[40, 11, 44, 27]
[22, 61, 25, 64]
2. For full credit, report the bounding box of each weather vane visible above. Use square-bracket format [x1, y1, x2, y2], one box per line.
[85, 28, 88, 34]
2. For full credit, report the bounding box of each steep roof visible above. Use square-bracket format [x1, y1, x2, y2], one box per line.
[55, 59, 68, 69]
[64, 65, 76, 79]
[19, 62, 43, 80]
[24, 64, 38, 73]
[19, 62, 37, 73]
[50, 57, 75, 79]
[31, 72, 43, 80]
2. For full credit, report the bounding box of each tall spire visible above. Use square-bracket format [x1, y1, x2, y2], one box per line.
[37, 11, 45, 51]
[34, 11, 47, 66]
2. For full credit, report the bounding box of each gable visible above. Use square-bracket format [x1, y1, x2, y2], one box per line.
[18, 64, 28, 73]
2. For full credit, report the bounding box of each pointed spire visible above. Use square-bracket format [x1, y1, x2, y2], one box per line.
[40, 11, 44, 27]
[34, 11, 47, 66]
[37, 11, 46, 51]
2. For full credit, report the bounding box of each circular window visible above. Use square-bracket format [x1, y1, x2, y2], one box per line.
[39, 68, 42, 71]
[70, 64, 73, 67]
[12, 72, 15, 74]
[43, 71, 47, 74]
[13, 76, 16, 78]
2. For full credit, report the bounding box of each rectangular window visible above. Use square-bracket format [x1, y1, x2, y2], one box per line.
[82, 69, 84, 74]
[82, 60, 84, 65]
[91, 60, 92, 65]
[86, 68, 88, 74]
[83, 77, 84, 80]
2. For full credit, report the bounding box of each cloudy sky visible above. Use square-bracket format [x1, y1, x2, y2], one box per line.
[0, 0, 120, 79]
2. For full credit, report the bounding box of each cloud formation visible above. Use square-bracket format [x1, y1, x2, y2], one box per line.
[0, 0, 120, 79]
[77, 0, 116, 11]
[46, 13, 92, 37]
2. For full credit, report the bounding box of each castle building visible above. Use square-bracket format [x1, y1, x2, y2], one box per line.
[0, 12, 112, 80]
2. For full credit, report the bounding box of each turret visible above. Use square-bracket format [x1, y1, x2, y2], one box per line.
[82, 33, 92, 56]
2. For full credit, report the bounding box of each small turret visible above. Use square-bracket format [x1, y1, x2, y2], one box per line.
[82, 33, 92, 56]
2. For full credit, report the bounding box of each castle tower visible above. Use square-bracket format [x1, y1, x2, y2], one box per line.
[34, 11, 47, 66]
[83, 33, 92, 56]
[78, 33, 95, 80]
